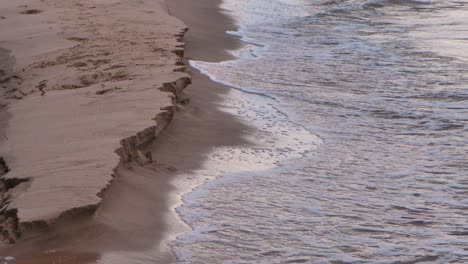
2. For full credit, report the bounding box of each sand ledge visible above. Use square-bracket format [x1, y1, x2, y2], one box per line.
[0, 0, 190, 246]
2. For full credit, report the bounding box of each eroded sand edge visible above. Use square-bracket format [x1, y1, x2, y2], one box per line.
[0, 0, 190, 245]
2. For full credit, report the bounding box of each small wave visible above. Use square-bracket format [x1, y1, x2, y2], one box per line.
[226, 30, 265, 47]
[189, 60, 280, 101]
[324, 0, 435, 13]
[176, 0, 468, 262]
[364, 0, 434, 8]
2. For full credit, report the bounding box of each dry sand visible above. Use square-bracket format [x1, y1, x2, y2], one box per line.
[1, 0, 187, 253]
[0, 0, 247, 262]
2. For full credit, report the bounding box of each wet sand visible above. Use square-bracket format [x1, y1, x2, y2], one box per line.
[168, 0, 241, 62]
[0, 0, 248, 263]
[96, 0, 250, 261]
[84, 0, 250, 262]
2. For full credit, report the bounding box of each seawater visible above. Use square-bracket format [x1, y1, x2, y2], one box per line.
[174, 0, 468, 263]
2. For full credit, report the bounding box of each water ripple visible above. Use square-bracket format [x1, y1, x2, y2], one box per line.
[174, 0, 468, 263]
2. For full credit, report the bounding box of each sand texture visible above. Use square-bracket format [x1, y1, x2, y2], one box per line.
[0, 0, 189, 244]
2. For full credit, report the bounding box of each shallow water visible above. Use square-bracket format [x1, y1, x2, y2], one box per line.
[175, 0, 468, 263]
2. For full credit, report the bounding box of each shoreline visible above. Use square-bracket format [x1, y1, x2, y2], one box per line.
[168, 0, 242, 63]
[149, 0, 253, 261]
[0, 0, 248, 262]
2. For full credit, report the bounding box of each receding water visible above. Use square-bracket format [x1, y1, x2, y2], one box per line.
[174, 0, 468, 263]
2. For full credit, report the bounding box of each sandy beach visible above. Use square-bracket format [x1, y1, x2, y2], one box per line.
[0, 0, 247, 262]
[3, 0, 465, 262]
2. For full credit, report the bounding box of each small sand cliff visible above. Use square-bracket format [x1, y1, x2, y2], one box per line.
[0, 0, 190, 245]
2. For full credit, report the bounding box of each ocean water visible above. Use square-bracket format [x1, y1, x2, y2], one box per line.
[174, 0, 468, 263]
